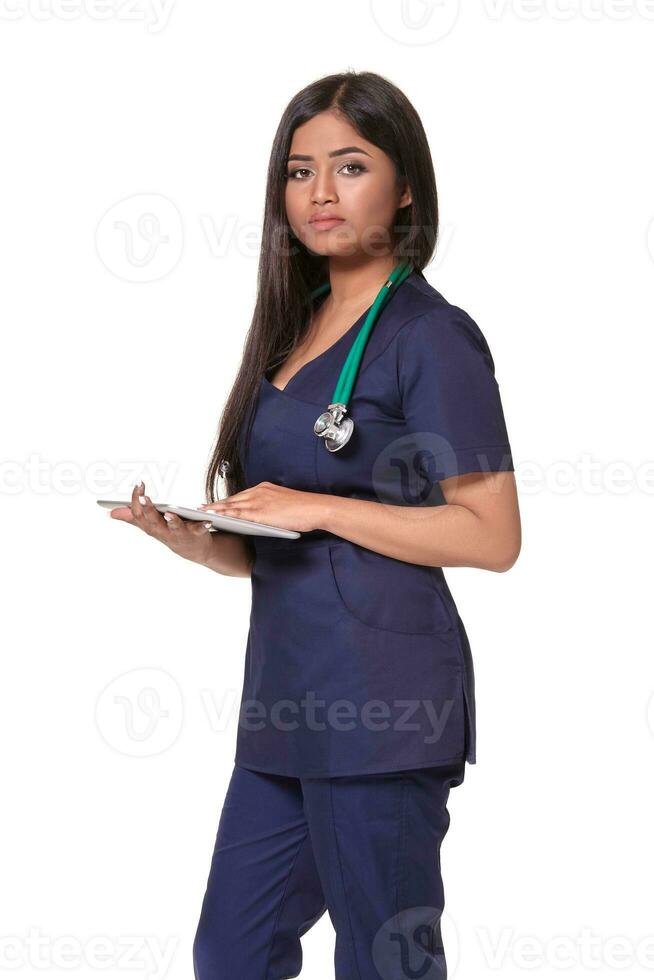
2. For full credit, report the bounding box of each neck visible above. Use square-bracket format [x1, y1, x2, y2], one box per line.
[325, 255, 401, 309]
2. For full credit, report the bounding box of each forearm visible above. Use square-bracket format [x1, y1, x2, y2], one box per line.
[321, 495, 510, 572]
[201, 532, 253, 577]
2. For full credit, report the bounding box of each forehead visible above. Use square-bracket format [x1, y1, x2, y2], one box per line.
[288, 112, 375, 156]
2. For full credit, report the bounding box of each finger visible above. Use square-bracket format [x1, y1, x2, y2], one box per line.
[131, 480, 146, 519]
[201, 496, 249, 515]
[192, 519, 215, 535]
[164, 513, 213, 534]
[130, 485, 168, 536]
[201, 487, 258, 510]
[163, 511, 183, 531]
[211, 504, 249, 520]
[109, 506, 135, 523]
[197, 483, 275, 511]
[139, 494, 167, 533]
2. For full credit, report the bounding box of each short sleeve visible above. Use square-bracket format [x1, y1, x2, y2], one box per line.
[396, 305, 514, 482]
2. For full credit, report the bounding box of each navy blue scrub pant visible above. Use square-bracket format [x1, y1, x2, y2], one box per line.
[192, 759, 465, 980]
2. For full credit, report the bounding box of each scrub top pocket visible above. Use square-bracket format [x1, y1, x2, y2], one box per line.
[327, 539, 455, 635]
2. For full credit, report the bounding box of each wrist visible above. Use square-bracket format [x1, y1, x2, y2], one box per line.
[317, 493, 341, 534]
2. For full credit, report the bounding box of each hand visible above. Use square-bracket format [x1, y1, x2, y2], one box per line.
[108, 482, 217, 566]
[196, 481, 329, 533]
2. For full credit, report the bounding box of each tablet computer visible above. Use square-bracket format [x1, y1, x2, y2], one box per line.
[97, 500, 301, 539]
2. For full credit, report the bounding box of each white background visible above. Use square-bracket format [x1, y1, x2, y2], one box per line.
[2, 1, 653, 978]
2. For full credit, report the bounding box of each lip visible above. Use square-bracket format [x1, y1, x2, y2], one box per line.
[309, 216, 346, 230]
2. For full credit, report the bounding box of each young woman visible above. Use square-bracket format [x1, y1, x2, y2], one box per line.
[114, 70, 520, 980]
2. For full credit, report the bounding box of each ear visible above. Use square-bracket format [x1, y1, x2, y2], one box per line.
[398, 181, 413, 210]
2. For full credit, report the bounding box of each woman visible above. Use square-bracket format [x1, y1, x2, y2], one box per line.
[114, 70, 520, 980]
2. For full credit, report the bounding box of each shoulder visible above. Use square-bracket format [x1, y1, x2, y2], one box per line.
[389, 275, 514, 466]
[394, 273, 497, 377]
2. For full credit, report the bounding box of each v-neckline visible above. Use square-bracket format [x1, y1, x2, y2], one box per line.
[264, 303, 372, 395]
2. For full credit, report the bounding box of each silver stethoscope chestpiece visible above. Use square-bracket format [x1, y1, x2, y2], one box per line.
[314, 403, 354, 453]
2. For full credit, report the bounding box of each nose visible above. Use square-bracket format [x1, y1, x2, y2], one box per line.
[311, 166, 338, 206]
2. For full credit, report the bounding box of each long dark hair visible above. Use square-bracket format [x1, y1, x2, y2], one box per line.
[203, 69, 439, 541]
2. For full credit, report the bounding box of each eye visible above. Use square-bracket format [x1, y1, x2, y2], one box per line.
[285, 162, 367, 181]
[339, 162, 366, 176]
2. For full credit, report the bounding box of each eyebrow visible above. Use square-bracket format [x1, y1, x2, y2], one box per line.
[286, 146, 373, 163]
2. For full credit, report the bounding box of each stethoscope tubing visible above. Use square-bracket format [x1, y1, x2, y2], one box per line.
[310, 260, 414, 451]
[332, 260, 413, 406]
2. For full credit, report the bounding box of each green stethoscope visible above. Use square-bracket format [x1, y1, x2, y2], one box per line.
[311, 260, 414, 452]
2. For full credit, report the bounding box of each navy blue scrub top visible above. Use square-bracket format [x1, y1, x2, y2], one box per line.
[234, 269, 514, 778]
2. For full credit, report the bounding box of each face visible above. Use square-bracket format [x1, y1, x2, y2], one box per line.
[284, 110, 412, 260]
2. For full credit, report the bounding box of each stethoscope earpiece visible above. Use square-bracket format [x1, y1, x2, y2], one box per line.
[311, 261, 413, 453]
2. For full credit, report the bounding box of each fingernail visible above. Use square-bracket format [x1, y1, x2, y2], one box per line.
[204, 522, 212, 529]
[139, 495, 147, 505]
